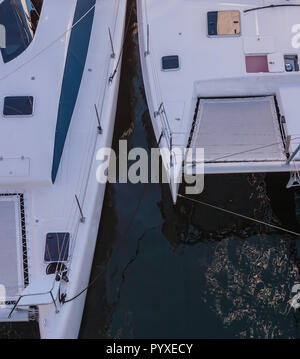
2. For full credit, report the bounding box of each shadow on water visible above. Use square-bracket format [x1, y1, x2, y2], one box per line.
[80, 0, 300, 339]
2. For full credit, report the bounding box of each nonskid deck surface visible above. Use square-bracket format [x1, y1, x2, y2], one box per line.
[191, 96, 285, 163]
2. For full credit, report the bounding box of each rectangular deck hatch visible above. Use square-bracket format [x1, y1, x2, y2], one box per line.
[3, 96, 33, 116]
[0, 194, 26, 302]
[191, 96, 285, 163]
[0, 157, 30, 177]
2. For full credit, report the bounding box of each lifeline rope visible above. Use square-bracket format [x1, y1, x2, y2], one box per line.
[62, 3, 141, 303]
[178, 194, 300, 237]
[63, 189, 300, 303]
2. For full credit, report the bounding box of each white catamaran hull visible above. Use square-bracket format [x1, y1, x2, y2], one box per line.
[137, 0, 300, 202]
[0, 0, 127, 339]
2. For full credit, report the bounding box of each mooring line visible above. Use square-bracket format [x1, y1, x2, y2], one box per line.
[178, 194, 300, 237]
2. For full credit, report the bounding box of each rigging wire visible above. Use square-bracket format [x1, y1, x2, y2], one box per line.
[62, 184, 149, 304]
[63, 184, 300, 304]
[178, 194, 300, 237]
[137, 1, 300, 167]
[61, 1, 145, 300]
[8, 1, 104, 293]
[5, 1, 300, 303]
[207, 136, 300, 163]
[0, 2, 97, 82]
[244, 4, 300, 14]
[54, 3, 135, 297]
[109, 3, 134, 83]
[2, 2, 137, 304]
[4, 1, 134, 302]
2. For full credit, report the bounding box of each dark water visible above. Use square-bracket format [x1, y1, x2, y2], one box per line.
[1, 0, 300, 339]
[79, 1, 300, 339]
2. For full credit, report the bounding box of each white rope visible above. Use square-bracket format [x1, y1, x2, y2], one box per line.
[178, 194, 300, 237]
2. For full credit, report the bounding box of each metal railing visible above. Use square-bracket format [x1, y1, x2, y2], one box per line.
[8, 277, 61, 319]
[154, 102, 173, 151]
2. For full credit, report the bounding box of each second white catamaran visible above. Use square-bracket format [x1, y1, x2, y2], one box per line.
[138, 0, 300, 202]
[0, 0, 127, 338]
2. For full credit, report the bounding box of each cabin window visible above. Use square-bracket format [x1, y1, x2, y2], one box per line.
[0, 0, 44, 63]
[3, 96, 34, 116]
[44, 233, 70, 262]
[162, 55, 180, 71]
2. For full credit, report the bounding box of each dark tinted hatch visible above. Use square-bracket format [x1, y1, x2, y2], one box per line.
[3, 96, 34, 116]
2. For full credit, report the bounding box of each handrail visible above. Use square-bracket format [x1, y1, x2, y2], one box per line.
[143, 19, 187, 154]
[8, 277, 61, 318]
[154, 102, 173, 151]
[144, 24, 150, 56]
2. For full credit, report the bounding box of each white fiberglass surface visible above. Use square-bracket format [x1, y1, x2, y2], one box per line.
[0, 195, 23, 301]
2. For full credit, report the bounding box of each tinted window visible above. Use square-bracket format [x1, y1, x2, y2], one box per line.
[3, 96, 34, 116]
[207, 11, 218, 36]
[0, 0, 43, 63]
[44, 233, 70, 262]
[162, 55, 180, 70]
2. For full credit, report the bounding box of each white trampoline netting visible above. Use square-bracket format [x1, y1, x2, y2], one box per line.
[191, 96, 286, 162]
[0, 195, 24, 302]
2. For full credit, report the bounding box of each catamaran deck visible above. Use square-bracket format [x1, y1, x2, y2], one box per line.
[138, 0, 300, 186]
